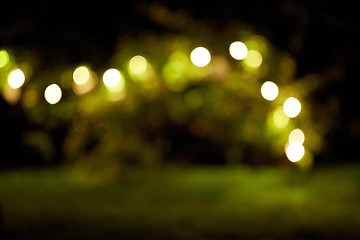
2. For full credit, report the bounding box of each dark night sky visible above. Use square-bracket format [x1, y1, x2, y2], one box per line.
[1, 0, 359, 161]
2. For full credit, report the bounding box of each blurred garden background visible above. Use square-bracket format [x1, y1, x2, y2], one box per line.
[0, 0, 359, 239]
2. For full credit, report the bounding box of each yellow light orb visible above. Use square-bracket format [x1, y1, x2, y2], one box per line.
[73, 66, 90, 85]
[0, 50, 10, 68]
[289, 128, 305, 144]
[243, 50, 262, 68]
[283, 97, 301, 118]
[44, 84, 62, 104]
[8, 69, 25, 89]
[190, 47, 211, 67]
[261, 81, 279, 101]
[273, 107, 289, 128]
[229, 41, 248, 60]
[129, 55, 147, 75]
[285, 142, 305, 162]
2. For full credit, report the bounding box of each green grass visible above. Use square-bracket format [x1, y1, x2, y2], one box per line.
[0, 165, 359, 239]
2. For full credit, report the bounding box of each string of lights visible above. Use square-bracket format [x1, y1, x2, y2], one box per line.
[0, 35, 323, 167]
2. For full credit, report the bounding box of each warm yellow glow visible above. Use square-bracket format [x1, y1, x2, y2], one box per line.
[73, 71, 97, 95]
[190, 47, 211, 67]
[229, 41, 248, 60]
[261, 81, 279, 101]
[73, 66, 90, 85]
[8, 69, 25, 89]
[273, 107, 289, 128]
[44, 84, 62, 104]
[243, 50, 262, 68]
[2, 87, 21, 104]
[0, 50, 9, 68]
[289, 128, 305, 144]
[129, 55, 147, 75]
[285, 142, 305, 162]
[283, 97, 301, 118]
[103, 68, 124, 89]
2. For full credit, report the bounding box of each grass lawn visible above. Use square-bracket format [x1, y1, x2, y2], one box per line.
[0, 164, 359, 239]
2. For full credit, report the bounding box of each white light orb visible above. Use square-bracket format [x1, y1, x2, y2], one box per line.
[103, 68, 122, 87]
[261, 81, 279, 101]
[190, 47, 211, 67]
[8, 69, 25, 89]
[283, 97, 301, 118]
[44, 84, 62, 104]
[285, 142, 305, 162]
[229, 41, 248, 60]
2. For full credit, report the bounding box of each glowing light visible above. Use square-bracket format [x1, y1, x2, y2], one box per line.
[8, 69, 25, 89]
[44, 84, 62, 104]
[73, 66, 90, 85]
[103, 68, 123, 89]
[2, 87, 21, 104]
[129, 55, 147, 75]
[243, 50, 262, 68]
[22, 88, 38, 108]
[229, 41, 248, 60]
[0, 50, 9, 68]
[285, 142, 305, 162]
[190, 47, 211, 67]
[273, 107, 289, 128]
[289, 128, 305, 144]
[283, 97, 301, 118]
[261, 81, 279, 101]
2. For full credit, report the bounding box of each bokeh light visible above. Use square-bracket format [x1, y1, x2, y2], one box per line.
[273, 107, 289, 128]
[283, 97, 301, 118]
[285, 142, 305, 162]
[44, 84, 62, 104]
[129, 55, 147, 75]
[243, 50, 262, 68]
[8, 69, 25, 89]
[190, 47, 211, 67]
[73, 66, 90, 85]
[261, 81, 279, 101]
[289, 128, 305, 144]
[2, 87, 21, 104]
[103, 68, 126, 101]
[0, 49, 10, 68]
[103, 69, 124, 89]
[229, 41, 248, 60]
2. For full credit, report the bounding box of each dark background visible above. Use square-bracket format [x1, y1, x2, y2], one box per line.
[1, 0, 359, 164]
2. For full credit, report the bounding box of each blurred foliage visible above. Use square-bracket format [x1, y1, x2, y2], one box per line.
[0, 6, 339, 168]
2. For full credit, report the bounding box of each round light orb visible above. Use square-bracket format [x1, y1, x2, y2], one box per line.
[73, 66, 90, 85]
[190, 47, 211, 67]
[103, 68, 122, 88]
[8, 69, 25, 89]
[243, 50, 262, 68]
[289, 128, 305, 144]
[229, 41, 248, 60]
[129, 55, 147, 75]
[44, 84, 62, 104]
[273, 107, 289, 128]
[261, 81, 279, 101]
[0, 49, 10, 68]
[283, 97, 301, 118]
[285, 142, 305, 162]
